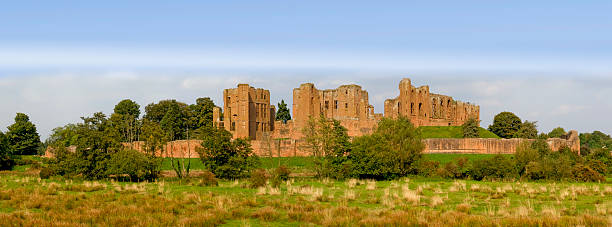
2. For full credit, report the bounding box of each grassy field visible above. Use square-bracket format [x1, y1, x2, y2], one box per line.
[0, 171, 610, 226]
[419, 126, 500, 139]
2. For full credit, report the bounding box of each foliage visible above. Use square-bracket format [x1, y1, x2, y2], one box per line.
[415, 158, 440, 177]
[301, 115, 351, 178]
[514, 141, 541, 175]
[189, 97, 217, 130]
[110, 99, 141, 143]
[270, 165, 291, 187]
[470, 155, 518, 181]
[419, 126, 499, 139]
[39, 167, 55, 179]
[48, 112, 123, 180]
[514, 120, 538, 139]
[197, 127, 259, 179]
[461, 118, 480, 138]
[348, 117, 424, 180]
[586, 148, 612, 174]
[579, 131, 612, 156]
[488, 112, 522, 139]
[47, 124, 78, 148]
[199, 171, 219, 186]
[0, 131, 15, 170]
[548, 127, 566, 138]
[107, 149, 161, 182]
[275, 100, 292, 124]
[250, 169, 268, 188]
[6, 113, 42, 155]
[571, 164, 605, 182]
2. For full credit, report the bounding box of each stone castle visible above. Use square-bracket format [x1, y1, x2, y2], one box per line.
[213, 78, 480, 141]
[45, 78, 581, 158]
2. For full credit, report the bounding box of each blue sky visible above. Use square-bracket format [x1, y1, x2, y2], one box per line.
[0, 1, 611, 138]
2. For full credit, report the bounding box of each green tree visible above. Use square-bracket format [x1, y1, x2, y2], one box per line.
[197, 127, 258, 179]
[275, 100, 292, 124]
[48, 112, 122, 179]
[6, 113, 42, 155]
[462, 118, 480, 138]
[300, 115, 351, 178]
[0, 131, 15, 170]
[488, 112, 522, 139]
[514, 120, 538, 139]
[111, 99, 141, 143]
[107, 149, 161, 182]
[579, 131, 612, 156]
[47, 124, 79, 148]
[189, 97, 217, 130]
[548, 127, 566, 138]
[348, 117, 424, 180]
[144, 100, 190, 139]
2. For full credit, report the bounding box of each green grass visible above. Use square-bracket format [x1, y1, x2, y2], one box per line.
[0, 173, 609, 226]
[419, 126, 500, 139]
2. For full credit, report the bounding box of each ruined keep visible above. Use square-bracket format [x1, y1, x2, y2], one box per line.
[384, 78, 480, 127]
[213, 84, 275, 140]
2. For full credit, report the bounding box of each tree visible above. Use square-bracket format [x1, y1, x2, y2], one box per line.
[0, 131, 15, 170]
[107, 149, 161, 182]
[275, 100, 291, 124]
[488, 112, 522, 139]
[189, 97, 217, 130]
[144, 100, 190, 140]
[514, 120, 538, 139]
[548, 127, 566, 138]
[111, 99, 141, 143]
[579, 131, 612, 156]
[348, 117, 425, 180]
[6, 113, 42, 155]
[48, 112, 123, 180]
[197, 127, 258, 179]
[462, 118, 480, 138]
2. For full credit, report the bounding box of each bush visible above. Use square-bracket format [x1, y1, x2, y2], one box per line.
[250, 169, 268, 188]
[416, 159, 440, 177]
[586, 159, 607, 175]
[348, 117, 424, 180]
[470, 155, 517, 181]
[462, 118, 480, 138]
[0, 131, 15, 170]
[107, 150, 161, 182]
[571, 164, 605, 182]
[198, 127, 259, 179]
[39, 167, 55, 179]
[523, 161, 545, 180]
[199, 171, 219, 186]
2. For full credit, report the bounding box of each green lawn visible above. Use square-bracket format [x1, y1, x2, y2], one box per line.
[419, 126, 500, 139]
[425, 153, 512, 165]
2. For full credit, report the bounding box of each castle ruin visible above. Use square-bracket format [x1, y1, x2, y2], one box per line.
[214, 78, 480, 141]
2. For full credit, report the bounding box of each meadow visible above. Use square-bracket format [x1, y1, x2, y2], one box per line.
[0, 155, 610, 226]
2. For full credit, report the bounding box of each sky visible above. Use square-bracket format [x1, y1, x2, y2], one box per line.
[1, 1, 611, 139]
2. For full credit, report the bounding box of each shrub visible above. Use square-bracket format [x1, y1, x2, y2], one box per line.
[462, 118, 480, 138]
[0, 131, 15, 170]
[198, 127, 259, 179]
[39, 167, 55, 179]
[416, 159, 440, 177]
[348, 117, 424, 180]
[571, 164, 605, 182]
[107, 150, 161, 182]
[523, 161, 545, 180]
[470, 155, 517, 181]
[270, 165, 292, 188]
[250, 169, 268, 188]
[199, 171, 219, 186]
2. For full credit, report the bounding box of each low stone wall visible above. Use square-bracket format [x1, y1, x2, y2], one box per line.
[45, 131, 580, 158]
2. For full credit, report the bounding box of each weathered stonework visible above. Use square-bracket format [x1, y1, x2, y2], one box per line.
[214, 84, 275, 140]
[384, 78, 480, 127]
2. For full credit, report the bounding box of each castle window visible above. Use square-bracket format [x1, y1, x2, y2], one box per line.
[419, 103, 422, 116]
[231, 122, 236, 131]
[345, 103, 348, 109]
[325, 101, 329, 109]
[411, 103, 414, 115]
[335, 101, 338, 109]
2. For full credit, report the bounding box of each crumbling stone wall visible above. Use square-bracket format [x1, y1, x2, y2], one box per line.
[384, 78, 480, 126]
